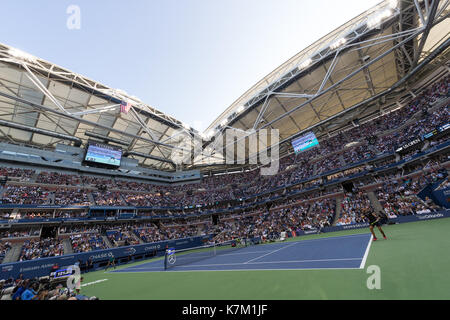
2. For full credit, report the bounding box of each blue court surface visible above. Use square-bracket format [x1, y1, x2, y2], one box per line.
[110, 233, 373, 273]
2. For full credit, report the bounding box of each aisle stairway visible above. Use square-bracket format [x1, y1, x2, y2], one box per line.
[62, 238, 73, 254]
[331, 197, 343, 226]
[87, 192, 95, 205]
[339, 154, 346, 167]
[0, 186, 6, 198]
[102, 235, 114, 248]
[30, 171, 39, 183]
[130, 231, 144, 244]
[367, 191, 384, 214]
[2, 242, 24, 263]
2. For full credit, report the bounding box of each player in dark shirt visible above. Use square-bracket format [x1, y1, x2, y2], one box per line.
[105, 256, 116, 271]
[362, 209, 387, 241]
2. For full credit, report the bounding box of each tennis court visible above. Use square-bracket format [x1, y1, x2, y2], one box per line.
[110, 233, 373, 273]
[80, 219, 450, 299]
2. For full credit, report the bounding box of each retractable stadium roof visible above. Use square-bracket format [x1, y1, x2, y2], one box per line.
[196, 0, 450, 173]
[0, 43, 202, 171]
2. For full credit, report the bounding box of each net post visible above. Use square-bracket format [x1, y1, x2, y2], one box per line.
[164, 250, 168, 270]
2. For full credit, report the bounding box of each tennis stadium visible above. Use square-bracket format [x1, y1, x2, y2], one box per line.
[0, 0, 449, 302]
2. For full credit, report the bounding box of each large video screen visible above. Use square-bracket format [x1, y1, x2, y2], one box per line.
[292, 131, 319, 154]
[84, 142, 122, 167]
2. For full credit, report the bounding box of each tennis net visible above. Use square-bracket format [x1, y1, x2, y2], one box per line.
[164, 238, 249, 270]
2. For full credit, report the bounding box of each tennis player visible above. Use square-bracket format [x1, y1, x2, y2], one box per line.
[105, 256, 116, 271]
[362, 209, 387, 241]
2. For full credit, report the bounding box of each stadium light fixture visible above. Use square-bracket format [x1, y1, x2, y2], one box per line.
[330, 37, 347, 50]
[381, 8, 394, 18]
[299, 58, 312, 70]
[236, 105, 245, 113]
[203, 130, 215, 140]
[8, 48, 37, 63]
[221, 119, 228, 127]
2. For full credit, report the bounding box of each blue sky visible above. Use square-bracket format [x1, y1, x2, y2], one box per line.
[0, 0, 380, 132]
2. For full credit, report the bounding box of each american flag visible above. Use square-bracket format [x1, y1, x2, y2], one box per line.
[120, 102, 132, 114]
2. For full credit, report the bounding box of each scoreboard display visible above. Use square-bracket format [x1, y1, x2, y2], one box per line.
[84, 142, 122, 167]
[292, 132, 319, 154]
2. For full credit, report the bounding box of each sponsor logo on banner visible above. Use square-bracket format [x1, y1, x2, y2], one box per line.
[20, 263, 54, 273]
[2, 265, 13, 272]
[89, 251, 114, 261]
[416, 213, 444, 220]
[124, 247, 136, 255]
[342, 223, 369, 230]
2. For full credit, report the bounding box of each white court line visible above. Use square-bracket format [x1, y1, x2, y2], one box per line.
[112, 267, 361, 274]
[240, 233, 370, 264]
[244, 241, 300, 264]
[112, 267, 162, 271]
[81, 279, 108, 287]
[219, 250, 273, 256]
[113, 257, 362, 271]
[293, 233, 371, 243]
[248, 258, 362, 264]
[167, 257, 363, 268]
[359, 234, 374, 269]
[112, 233, 372, 273]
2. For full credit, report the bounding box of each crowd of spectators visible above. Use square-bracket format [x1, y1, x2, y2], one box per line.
[1, 186, 51, 205]
[133, 223, 164, 243]
[0, 241, 11, 264]
[53, 188, 91, 206]
[106, 227, 139, 247]
[375, 175, 440, 217]
[36, 172, 81, 186]
[54, 210, 88, 219]
[59, 225, 101, 235]
[0, 278, 98, 300]
[0, 167, 34, 181]
[130, 221, 200, 243]
[92, 191, 126, 206]
[336, 191, 372, 226]
[0, 229, 40, 238]
[70, 233, 107, 253]
[19, 238, 64, 261]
